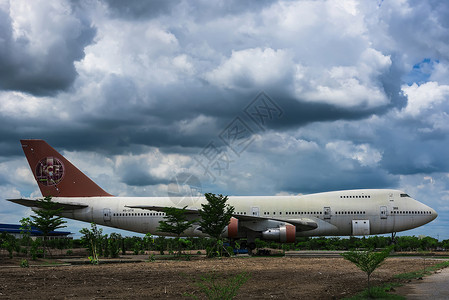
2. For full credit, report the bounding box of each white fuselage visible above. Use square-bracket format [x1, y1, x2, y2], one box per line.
[52, 189, 437, 237]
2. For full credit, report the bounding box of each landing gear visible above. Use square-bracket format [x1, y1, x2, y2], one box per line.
[240, 241, 247, 250]
[239, 240, 256, 255]
[390, 232, 397, 245]
[248, 242, 256, 251]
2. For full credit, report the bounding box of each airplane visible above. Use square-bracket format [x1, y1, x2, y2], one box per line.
[8, 139, 437, 250]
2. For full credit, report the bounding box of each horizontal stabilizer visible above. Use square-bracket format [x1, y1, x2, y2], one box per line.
[7, 198, 88, 210]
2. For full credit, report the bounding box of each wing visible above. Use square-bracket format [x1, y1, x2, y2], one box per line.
[7, 198, 88, 210]
[124, 205, 200, 215]
[125, 205, 317, 232]
[233, 214, 318, 231]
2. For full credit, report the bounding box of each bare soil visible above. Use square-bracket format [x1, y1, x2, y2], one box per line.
[0, 256, 443, 299]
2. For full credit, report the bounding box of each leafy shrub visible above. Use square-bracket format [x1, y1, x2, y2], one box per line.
[20, 259, 30, 268]
[185, 272, 250, 300]
[30, 239, 41, 260]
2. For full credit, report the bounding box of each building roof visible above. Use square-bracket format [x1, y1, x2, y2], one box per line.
[0, 223, 72, 236]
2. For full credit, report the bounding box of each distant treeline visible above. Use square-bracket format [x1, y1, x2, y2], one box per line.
[282, 235, 444, 252]
[0, 232, 447, 259]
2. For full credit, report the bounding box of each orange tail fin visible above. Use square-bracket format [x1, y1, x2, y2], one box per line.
[21, 140, 113, 197]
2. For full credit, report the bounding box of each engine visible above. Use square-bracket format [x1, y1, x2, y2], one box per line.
[222, 217, 239, 238]
[262, 224, 296, 243]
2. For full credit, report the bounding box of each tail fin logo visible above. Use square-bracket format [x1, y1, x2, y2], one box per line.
[35, 157, 65, 186]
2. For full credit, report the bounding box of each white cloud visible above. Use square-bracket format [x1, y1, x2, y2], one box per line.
[326, 141, 382, 167]
[251, 132, 319, 155]
[205, 47, 293, 90]
[177, 115, 215, 135]
[0, 0, 95, 95]
[430, 62, 449, 85]
[10, 1, 79, 55]
[79, 18, 182, 86]
[2, 0, 449, 239]
[296, 48, 391, 108]
[113, 148, 193, 190]
[402, 82, 449, 117]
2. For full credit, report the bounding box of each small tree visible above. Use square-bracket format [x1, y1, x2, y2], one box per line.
[20, 217, 33, 257]
[30, 196, 67, 258]
[143, 233, 155, 252]
[199, 193, 235, 257]
[158, 206, 197, 256]
[341, 246, 392, 288]
[1, 232, 16, 258]
[108, 233, 122, 258]
[80, 223, 105, 264]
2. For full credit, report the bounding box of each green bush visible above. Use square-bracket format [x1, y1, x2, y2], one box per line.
[20, 259, 29, 268]
[30, 239, 41, 260]
[185, 272, 250, 300]
[347, 285, 403, 300]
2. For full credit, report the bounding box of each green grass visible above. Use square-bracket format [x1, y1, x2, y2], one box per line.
[344, 284, 404, 300]
[394, 260, 449, 280]
[184, 272, 251, 300]
[390, 253, 449, 259]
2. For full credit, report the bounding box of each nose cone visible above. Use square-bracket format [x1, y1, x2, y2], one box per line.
[413, 198, 438, 225]
[420, 202, 438, 224]
[430, 207, 438, 221]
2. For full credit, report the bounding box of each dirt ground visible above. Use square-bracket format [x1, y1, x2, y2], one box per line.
[0, 256, 444, 299]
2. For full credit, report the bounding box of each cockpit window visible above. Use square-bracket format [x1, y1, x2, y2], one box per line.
[400, 193, 410, 198]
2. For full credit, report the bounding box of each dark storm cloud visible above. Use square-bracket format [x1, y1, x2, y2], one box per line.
[0, 1, 445, 176]
[186, 0, 276, 21]
[0, 3, 96, 96]
[281, 167, 397, 194]
[1, 0, 448, 240]
[120, 168, 168, 187]
[380, 129, 449, 175]
[379, 0, 449, 61]
[104, 0, 275, 21]
[0, 129, 25, 158]
[0, 0, 444, 160]
[252, 140, 397, 194]
[378, 57, 409, 110]
[0, 1, 413, 158]
[104, 0, 181, 19]
[0, 85, 409, 160]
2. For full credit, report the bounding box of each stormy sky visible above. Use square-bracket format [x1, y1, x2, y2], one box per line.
[1, 0, 448, 239]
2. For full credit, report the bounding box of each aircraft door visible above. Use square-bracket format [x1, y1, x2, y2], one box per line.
[380, 206, 387, 219]
[103, 208, 112, 222]
[352, 220, 370, 236]
[251, 207, 260, 216]
[323, 207, 331, 219]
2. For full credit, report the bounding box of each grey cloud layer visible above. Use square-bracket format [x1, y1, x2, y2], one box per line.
[0, 0, 448, 238]
[0, 1, 95, 95]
